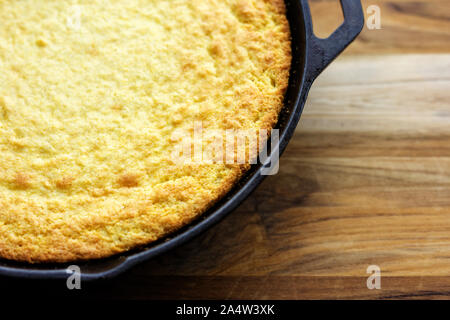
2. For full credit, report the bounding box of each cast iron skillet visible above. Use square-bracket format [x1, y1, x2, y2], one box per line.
[0, 0, 364, 280]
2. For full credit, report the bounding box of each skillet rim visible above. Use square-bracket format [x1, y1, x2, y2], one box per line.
[0, 0, 363, 280]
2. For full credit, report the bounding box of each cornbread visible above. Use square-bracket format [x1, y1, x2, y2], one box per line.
[0, 0, 291, 262]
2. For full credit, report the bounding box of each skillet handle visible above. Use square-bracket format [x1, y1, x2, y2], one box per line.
[302, 0, 364, 82]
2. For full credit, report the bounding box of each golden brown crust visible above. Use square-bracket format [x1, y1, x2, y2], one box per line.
[0, 0, 291, 263]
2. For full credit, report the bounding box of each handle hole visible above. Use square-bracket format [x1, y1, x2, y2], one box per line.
[309, 1, 344, 39]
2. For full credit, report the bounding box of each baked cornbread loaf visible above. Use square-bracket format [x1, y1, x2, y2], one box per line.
[0, 0, 291, 262]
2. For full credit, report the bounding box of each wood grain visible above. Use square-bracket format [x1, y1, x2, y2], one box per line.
[1, 54, 446, 300]
[310, 0, 450, 54]
[0, 0, 449, 300]
[108, 53, 448, 299]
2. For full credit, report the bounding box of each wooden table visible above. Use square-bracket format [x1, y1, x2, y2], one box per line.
[1, 0, 449, 299]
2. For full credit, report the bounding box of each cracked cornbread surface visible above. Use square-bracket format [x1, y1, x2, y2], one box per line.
[0, 0, 291, 262]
